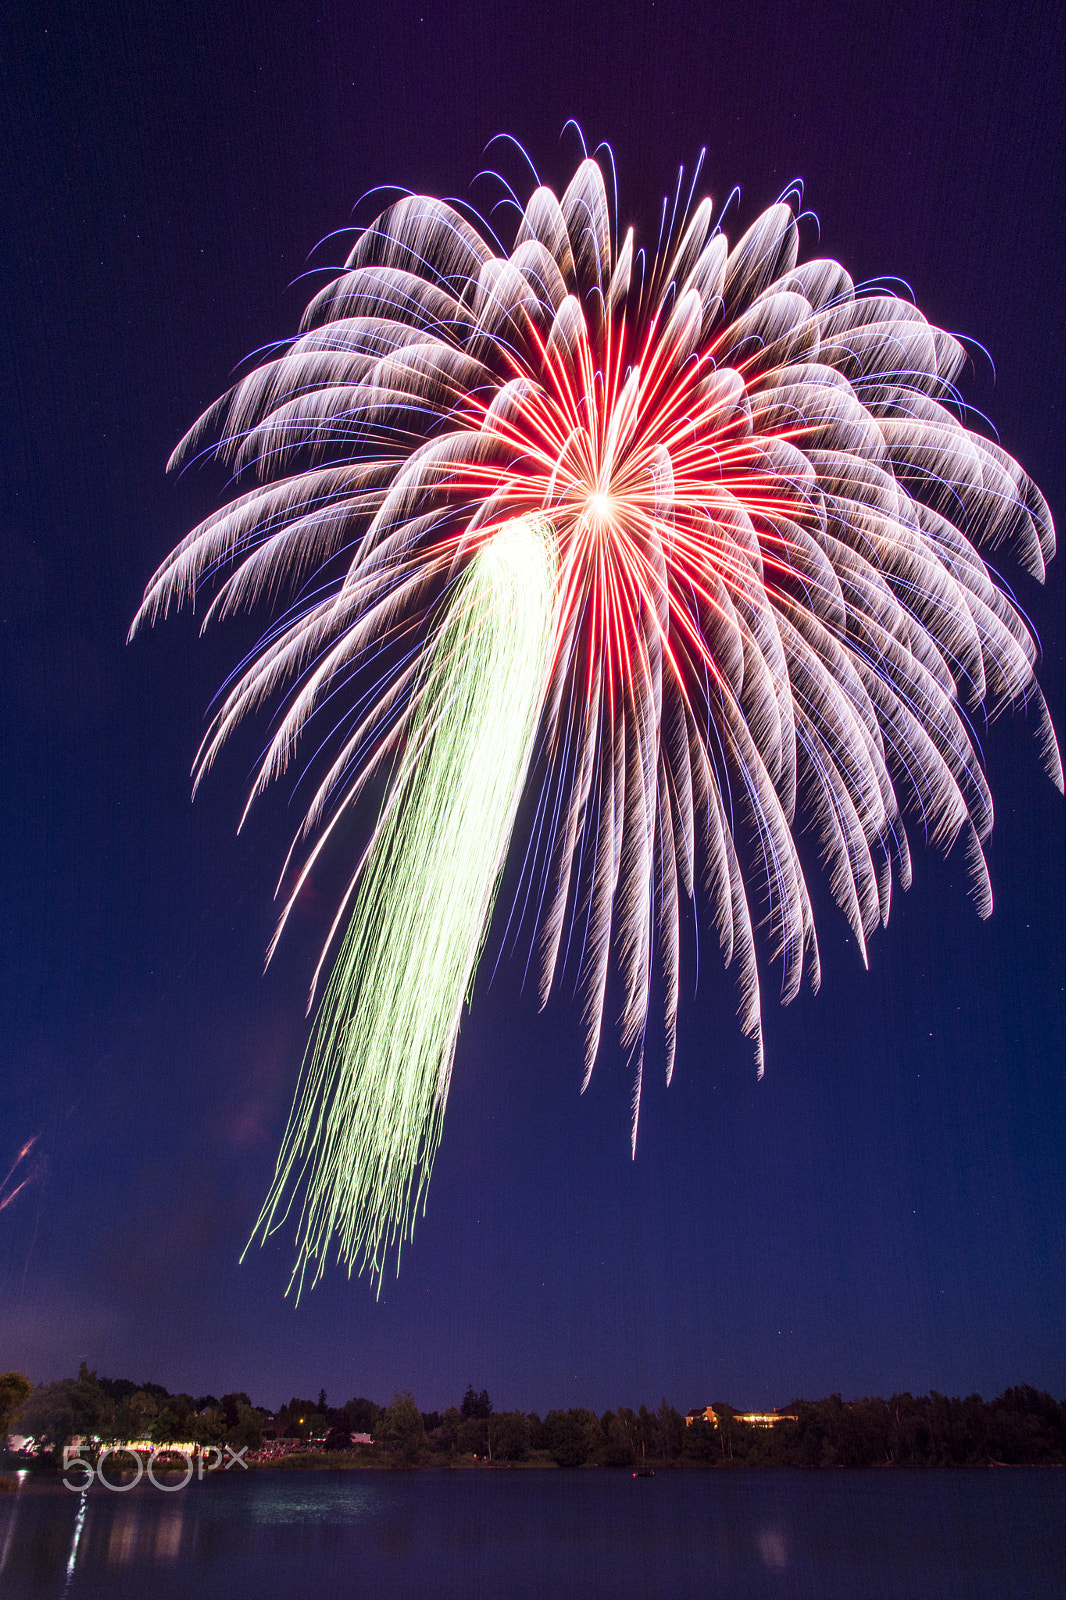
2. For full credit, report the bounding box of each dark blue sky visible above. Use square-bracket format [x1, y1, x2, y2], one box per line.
[1, 0, 1064, 1416]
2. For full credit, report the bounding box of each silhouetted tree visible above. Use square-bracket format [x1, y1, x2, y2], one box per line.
[460, 1386, 492, 1419]
[340, 1396, 381, 1436]
[457, 1416, 488, 1456]
[542, 1411, 587, 1467]
[599, 1411, 636, 1467]
[490, 1412, 531, 1461]
[655, 1399, 685, 1461]
[380, 1391, 425, 1464]
[0, 1372, 32, 1438]
[437, 1407, 462, 1454]
[17, 1365, 109, 1450]
[681, 1418, 717, 1462]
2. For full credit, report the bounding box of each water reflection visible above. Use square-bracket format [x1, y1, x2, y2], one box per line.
[0, 1469, 1062, 1600]
[154, 1509, 183, 1562]
[62, 1490, 87, 1594]
[756, 1526, 788, 1569]
[247, 1480, 378, 1523]
[0, 1471, 27, 1575]
[106, 1505, 138, 1566]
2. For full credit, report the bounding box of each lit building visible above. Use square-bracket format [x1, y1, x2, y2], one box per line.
[685, 1406, 797, 1429]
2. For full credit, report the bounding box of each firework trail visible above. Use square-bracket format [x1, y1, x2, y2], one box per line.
[250, 513, 556, 1291]
[0, 1136, 39, 1214]
[134, 147, 1058, 1288]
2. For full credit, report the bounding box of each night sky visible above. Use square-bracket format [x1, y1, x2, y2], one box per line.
[2, 0, 1064, 1418]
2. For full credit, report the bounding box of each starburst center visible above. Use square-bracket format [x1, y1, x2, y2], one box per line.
[584, 490, 617, 530]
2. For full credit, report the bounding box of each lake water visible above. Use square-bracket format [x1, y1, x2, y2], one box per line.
[1, 1467, 1064, 1599]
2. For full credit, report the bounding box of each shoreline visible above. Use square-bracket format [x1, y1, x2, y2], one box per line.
[4, 1455, 1064, 1485]
[247, 1453, 1066, 1474]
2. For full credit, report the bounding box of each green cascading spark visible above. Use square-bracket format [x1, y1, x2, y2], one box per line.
[248, 514, 557, 1292]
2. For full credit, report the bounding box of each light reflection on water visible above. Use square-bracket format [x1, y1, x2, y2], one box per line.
[1, 1467, 1063, 1600]
[246, 1479, 380, 1524]
[756, 1525, 788, 1569]
[106, 1505, 136, 1567]
[154, 1509, 183, 1562]
[61, 1489, 87, 1593]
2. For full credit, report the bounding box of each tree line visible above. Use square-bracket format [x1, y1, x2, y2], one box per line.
[4, 1368, 1065, 1468]
[2, 1365, 264, 1455]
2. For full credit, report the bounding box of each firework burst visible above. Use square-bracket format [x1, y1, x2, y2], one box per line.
[134, 147, 1059, 1289]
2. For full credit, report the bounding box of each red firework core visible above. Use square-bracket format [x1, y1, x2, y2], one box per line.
[448, 299, 810, 714]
